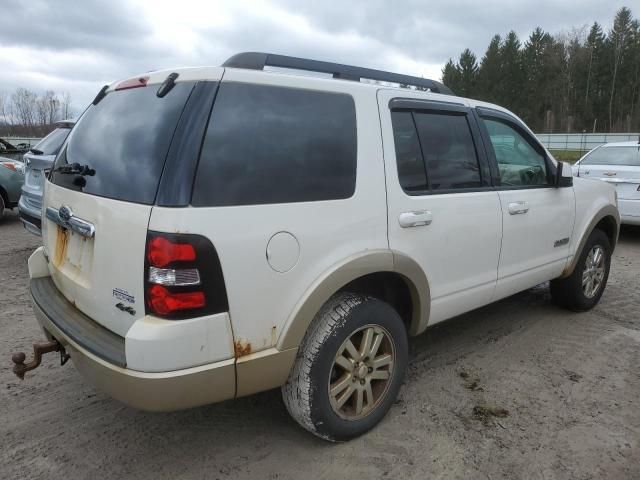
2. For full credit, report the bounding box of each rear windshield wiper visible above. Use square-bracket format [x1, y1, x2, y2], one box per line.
[54, 162, 95, 176]
[29, 148, 44, 155]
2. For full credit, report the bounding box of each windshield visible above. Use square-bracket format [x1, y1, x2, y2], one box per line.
[50, 82, 194, 205]
[33, 127, 72, 155]
[581, 146, 640, 167]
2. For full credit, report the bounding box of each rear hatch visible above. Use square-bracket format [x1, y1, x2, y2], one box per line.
[578, 145, 640, 201]
[43, 78, 197, 336]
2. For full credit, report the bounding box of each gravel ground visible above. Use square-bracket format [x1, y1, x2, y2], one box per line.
[1, 209, 639, 480]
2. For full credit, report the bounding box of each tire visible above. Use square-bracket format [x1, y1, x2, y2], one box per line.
[550, 228, 611, 311]
[0, 193, 5, 219]
[282, 292, 408, 442]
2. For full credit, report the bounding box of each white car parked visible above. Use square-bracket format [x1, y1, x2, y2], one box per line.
[14, 53, 620, 441]
[572, 141, 640, 225]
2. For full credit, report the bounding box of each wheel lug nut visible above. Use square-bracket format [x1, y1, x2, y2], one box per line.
[368, 367, 373, 373]
[360, 379, 365, 385]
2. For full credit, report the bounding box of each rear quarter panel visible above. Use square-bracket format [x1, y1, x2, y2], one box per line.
[149, 71, 389, 357]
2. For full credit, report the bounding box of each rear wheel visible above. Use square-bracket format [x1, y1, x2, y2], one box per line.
[550, 229, 611, 311]
[282, 293, 408, 441]
[0, 193, 5, 219]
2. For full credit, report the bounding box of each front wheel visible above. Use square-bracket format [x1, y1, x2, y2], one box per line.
[282, 293, 408, 441]
[550, 229, 611, 311]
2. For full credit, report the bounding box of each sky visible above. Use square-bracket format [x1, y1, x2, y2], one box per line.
[0, 0, 632, 112]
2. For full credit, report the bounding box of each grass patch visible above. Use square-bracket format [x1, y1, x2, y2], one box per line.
[549, 149, 585, 164]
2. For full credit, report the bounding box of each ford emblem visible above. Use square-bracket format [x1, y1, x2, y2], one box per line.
[59, 205, 73, 222]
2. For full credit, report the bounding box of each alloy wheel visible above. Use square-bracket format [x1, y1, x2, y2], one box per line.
[582, 245, 606, 299]
[328, 324, 396, 420]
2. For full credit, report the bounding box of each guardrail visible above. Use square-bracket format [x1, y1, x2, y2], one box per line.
[5, 133, 640, 154]
[536, 133, 640, 152]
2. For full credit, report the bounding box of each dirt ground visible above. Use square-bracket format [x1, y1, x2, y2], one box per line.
[1, 209, 639, 480]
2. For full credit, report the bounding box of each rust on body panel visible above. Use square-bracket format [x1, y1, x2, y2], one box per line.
[53, 226, 69, 268]
[234, 340, 252, 358]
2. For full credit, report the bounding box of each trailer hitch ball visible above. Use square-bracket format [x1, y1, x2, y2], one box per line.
[11, 340, 69, 380]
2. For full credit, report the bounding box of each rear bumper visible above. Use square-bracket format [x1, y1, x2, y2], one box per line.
[27, 247, 298, 410]
[18, 195, 42, 235]
[619, 199, 640, 225]
[30, 274, 236, 412]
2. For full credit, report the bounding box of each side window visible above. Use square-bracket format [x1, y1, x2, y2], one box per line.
[481, 118, 549, 187]
[391, 111, 428, 193]
[413, 112, 482, 190]
[192, 83, 357, 207]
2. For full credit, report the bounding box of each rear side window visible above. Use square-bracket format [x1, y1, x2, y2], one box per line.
[413, 112, 482, 190]
[50, 82, 194, 204]
[581, 146, 640, 167]
[33, 127, 72, 155]
[191, 83, 357, 207]
[391, 111, 428, 193]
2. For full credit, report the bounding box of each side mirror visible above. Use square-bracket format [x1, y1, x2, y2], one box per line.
[555, 161, 573, 188]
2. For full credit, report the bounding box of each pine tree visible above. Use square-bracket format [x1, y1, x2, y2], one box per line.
[442, 59, 461, 93]
[499, 31, 524, 114]
[443, 7, 640, 132]
[477, 35, 502, 103]
[607, 7, 635, 130]
[457, 49, 479, 97]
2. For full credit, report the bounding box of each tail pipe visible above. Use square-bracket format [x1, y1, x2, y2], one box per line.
[11, 340, 70, 380]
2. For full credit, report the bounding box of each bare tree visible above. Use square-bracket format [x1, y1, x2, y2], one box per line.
[60, 92, 73, 120]
[11, 88, 38, 128]
[0, 91, 8, 125]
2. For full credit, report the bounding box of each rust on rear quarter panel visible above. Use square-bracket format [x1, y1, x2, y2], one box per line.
[234, 340, 252, 358]
[53, 226, 69, 268]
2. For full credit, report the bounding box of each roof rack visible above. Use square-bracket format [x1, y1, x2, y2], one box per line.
[222, 52, 454, 95]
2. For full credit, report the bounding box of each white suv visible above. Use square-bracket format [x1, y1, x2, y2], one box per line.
[16, 53, 620, 441]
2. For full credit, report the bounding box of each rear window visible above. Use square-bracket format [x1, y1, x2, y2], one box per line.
[33, 127, 72, 155]
[191, 82, 357, 207]
[581, 146, 640, 167]
[50, 82, 194, 204]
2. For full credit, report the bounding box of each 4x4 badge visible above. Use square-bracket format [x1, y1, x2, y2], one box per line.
[115, 303, 136, 316]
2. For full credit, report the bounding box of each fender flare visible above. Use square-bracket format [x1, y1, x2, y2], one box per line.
[560, 204, 620, 278]
[277, 249, 430, 351]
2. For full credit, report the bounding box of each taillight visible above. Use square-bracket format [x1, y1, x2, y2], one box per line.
[144, 232, 228, 319]
[147, 236, 196, 268]
[148, 285, 205, 315]
[1, 162, 20, 172]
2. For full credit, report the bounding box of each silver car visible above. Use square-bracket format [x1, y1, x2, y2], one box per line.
[19, 119, 75, 234]
[572, 140, 640, 225]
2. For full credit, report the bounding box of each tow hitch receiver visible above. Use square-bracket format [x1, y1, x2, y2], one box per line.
[11, 340, 70, 380]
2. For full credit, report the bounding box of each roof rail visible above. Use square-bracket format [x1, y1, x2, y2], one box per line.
[222, 52, 454, 95]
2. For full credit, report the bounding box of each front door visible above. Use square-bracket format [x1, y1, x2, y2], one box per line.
[378, 91, 502, 326]
[475, 109, 575, 300]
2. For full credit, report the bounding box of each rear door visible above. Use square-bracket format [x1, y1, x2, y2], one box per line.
[379, 91, 502, 325]
[43, 77, 206, 337]
[476, 109, 575, 300]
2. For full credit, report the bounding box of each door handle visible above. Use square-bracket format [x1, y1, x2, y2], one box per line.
[399, 210, 432, 228]
[508, 201, 529, 215]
